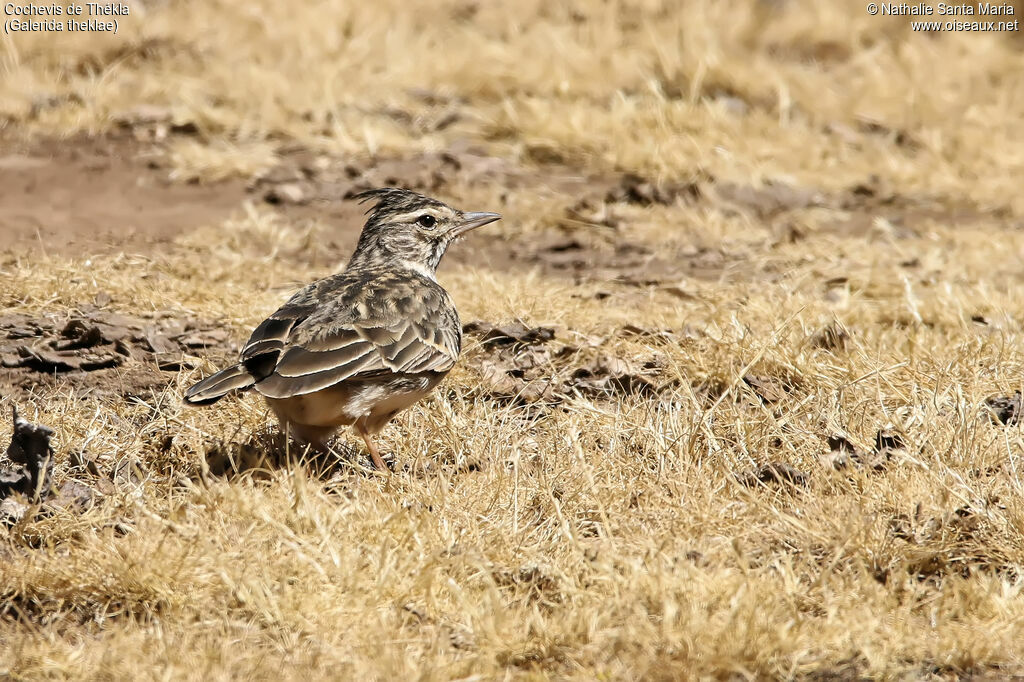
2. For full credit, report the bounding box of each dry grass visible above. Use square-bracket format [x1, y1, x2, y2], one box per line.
[3, 0, 1024, 679]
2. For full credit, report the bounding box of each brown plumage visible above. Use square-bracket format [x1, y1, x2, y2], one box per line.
[184, 188, 501, 469]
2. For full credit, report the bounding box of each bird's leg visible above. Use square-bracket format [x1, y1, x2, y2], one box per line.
[356, 423, 388, 472]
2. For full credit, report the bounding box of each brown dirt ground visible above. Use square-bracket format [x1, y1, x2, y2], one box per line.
[5, 132, 1009, 275]
[0, 133, 601, 274]
[0, 135, 248, 253]
[2, 131, 1014, 407]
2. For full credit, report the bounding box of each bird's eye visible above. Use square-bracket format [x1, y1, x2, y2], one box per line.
[417, 214, 437, 228]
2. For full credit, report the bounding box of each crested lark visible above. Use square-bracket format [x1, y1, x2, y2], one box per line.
[184, 188, 502, 470]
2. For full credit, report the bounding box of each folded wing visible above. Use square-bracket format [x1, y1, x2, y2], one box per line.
[246, 274, 460, 399]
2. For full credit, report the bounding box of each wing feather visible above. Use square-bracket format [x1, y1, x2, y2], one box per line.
[390, 338, 431, 370]
[248, 272, 460, 399]
[256, 352, 382, 398]
[303, 328, 364, 352]
[273, 344, 375, 377]
[241, 317, 298, 361]
[356, 323, 405, 347]
[381, 325, 419, 361]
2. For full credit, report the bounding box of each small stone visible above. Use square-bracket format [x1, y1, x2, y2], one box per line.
[0, 498, 30, 526]
[985, 392, 1021, 426]
[811, 322, 850, 352]
[264, 183, 307, 205]
[738, 462, 808, 488]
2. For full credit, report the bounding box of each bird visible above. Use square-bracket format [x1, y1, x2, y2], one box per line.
[183, 188, 502, 470]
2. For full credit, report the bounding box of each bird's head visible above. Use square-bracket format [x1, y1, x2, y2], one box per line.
[347, 188, 501, 275]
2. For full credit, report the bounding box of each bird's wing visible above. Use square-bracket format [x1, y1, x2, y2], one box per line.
[250, 273, 461, 399]
[238, 278, 326, 380]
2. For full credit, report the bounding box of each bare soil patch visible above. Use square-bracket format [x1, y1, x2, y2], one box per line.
[0, 135, 248, 254]
[4, 133, 1012, 294]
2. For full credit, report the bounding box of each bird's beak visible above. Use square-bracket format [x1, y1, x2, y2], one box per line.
[452, 211, 501, 237]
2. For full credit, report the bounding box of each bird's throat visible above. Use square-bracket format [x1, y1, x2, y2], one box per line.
[399, 259, 438, 282]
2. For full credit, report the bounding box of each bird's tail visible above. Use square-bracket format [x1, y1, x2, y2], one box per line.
[184, 364, 256, 405]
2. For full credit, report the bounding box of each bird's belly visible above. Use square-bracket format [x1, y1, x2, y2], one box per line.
[264, 385, 356, 430]
[349, 375, 443, 433]
[263, 374, 443, 432]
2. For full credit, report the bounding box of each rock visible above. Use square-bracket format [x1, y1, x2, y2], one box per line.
[0, 408, 99, 519]
[821, 428, 907, 473]
[985, 392, 1021, 426]
[44, 480, 95, 514]
[713, 180, 823, 219]
[606, 172, 702, 206]
[742, 374, 790, 404]
[0, 469, 30, 498]
[0, 498, 30, 526]
[874, 428, 906, 452]
[264, 182, 308, 205]
[810, 322, 850, 352]
[821, 433, 861, 470]
[5, 407, 54, 500]
[738, 462, 808, 488]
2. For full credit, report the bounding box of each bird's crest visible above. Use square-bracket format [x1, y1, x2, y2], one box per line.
[350, 188, 448, 222]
